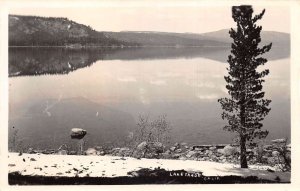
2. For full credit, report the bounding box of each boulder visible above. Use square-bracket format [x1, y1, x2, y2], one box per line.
[272, 151, 280, 157]
[69, 151, 77, 155]
[179, 156, 187, 160]
[172, 153, 182, 159]
[217, 149, 225, 155]
[194, 147, 203, 151]
[174, 143, 180, 148]
[210, 155, 217, 161]
[99, 151, 106, 156]
[161, 152, 172, 159]
[111, 148, 121, 155]
[186, 151, 197, 158]
[220, 145, 238, 156]
[175, 149, 182, 153]
[132, 150, 143, 159]
[85, 148, 98, 156]
[70, 128, 87, 139]
[134, 142, 164, 158]
[42, 149, 55, 154]
[152, 142, 164, 153]
[220, 155, 225, 160]
[57, 150, 67, 155]
[137, 142, 147, 150]
[118, 147, 131, 157]
[225, 145, 239, 156]
[95, 146, 103, 151]
[27, 148, 37, 154]
[185, 146, 190, 150]
[169, 146, 176, 152]
[209, 146, 217, 151]
[133, 142, 148, 158]
[205, 150, 213, 156]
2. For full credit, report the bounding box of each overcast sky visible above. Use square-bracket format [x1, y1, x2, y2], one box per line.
[10, 5, 290, 34]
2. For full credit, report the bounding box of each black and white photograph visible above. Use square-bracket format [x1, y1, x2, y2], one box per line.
[0, 0, 299, 189]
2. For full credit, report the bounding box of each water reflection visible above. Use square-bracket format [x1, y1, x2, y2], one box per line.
[8, 47, 290, 149]
[9, 46, 289, 77]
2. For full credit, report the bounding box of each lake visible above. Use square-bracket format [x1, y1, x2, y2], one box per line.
[8, 46, 290, 150]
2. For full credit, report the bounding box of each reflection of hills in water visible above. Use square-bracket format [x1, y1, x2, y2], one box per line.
[9, 46, 290, 77]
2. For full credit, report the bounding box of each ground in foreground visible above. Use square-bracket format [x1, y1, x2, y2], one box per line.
[8, 153, 290, 184]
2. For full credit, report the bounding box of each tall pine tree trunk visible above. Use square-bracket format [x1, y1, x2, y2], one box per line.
[240, 135, 248, 168]
[240, 101, 248, 168]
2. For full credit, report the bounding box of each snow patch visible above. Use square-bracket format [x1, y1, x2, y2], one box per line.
[8, 153, 290, 182]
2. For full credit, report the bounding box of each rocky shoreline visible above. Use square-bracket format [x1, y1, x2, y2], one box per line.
[24, 138, 291, 171]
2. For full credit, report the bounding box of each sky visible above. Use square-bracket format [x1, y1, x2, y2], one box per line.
[10, 5, 290, 34]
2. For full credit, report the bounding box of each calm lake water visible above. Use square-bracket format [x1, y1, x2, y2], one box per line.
[8, 47, 290, 150]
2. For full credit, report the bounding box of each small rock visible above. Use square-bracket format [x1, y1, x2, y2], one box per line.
[172, 153, 182, 159]
[217, 149, 225, 155]
[194, 147, 203, 151]
[186, 151, 196, 158]
[210, 155, 217, 160]
[85, 148, 98, 156]
[179, 156, 187, 160]
[169, 147, 176, 152]
[175, 149, 182, 153]
[209, 146, 217, 151]
[205, 150, 213, 156]
[271, 138, 286, 143]
[99, 151, 106, 156]
[161, 152, 171, 159]
[95, 146, 103, 151]
[57, 150, 67, 155]
[69, 151, 77, 155]
[137, 142, 147, 150]
[272, 151, 280, 157]
[180, 142, 188, 146]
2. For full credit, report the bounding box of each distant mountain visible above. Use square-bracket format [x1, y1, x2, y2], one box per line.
[9, 15, 290, 47]
[201, 29, 290, 46]
[102, 31, 228, 47]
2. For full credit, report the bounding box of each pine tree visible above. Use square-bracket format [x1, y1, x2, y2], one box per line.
[218, 5, 272, 168]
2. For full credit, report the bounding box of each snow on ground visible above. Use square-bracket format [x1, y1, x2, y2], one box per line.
[8, 153, 290, 182]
